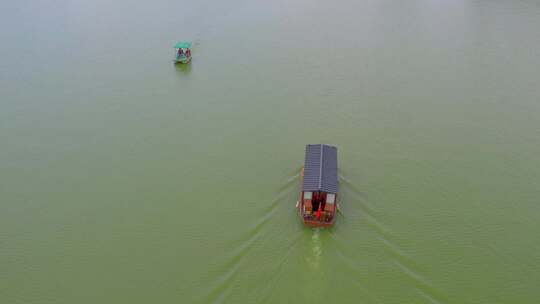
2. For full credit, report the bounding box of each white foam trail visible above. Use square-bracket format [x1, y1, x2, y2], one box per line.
[306, 229, 322, 270]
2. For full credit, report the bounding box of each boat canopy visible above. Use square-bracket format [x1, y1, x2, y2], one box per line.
[302, 144, 338, 194]
[174, 41, 192, 49]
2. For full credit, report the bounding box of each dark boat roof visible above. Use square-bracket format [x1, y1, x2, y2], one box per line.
[302, 144, 338, 194]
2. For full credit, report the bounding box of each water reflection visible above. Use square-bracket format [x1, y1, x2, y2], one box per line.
[174, 62, 192, 76]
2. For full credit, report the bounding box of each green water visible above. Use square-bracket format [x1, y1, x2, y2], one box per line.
[2, 0, 540, 303]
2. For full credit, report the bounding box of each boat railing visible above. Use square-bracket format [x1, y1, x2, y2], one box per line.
[303, 213, 333, 223]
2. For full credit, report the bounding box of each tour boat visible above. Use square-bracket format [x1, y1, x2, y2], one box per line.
[297, 144, 338, 227]
[174, 41, 192, 64]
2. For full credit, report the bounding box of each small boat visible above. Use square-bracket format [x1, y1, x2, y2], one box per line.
[174, 41, 192, 64]
[298, 144, 338, 227]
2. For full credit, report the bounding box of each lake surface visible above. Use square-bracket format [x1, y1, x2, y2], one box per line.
[1, 0, 540, 303]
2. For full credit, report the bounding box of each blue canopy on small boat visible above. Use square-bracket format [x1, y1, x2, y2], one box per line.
[174, 41, 192, 49]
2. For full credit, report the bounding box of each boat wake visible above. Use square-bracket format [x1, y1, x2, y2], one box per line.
[306, 228, 322, 270]
[204, 170, 301, 304]
[335, 172, 447, 304]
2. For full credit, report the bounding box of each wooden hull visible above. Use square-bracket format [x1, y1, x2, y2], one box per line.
[298, 202, 337, 228]
[174, 56, 192, 64]
[297, 167, 336, 228]
[302, 216, 335, 228]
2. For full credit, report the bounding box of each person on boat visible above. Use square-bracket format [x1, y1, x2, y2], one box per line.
[177, 48, 184, 58]
[185, 48, 191, 57]
[312, 192, 319, 212]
